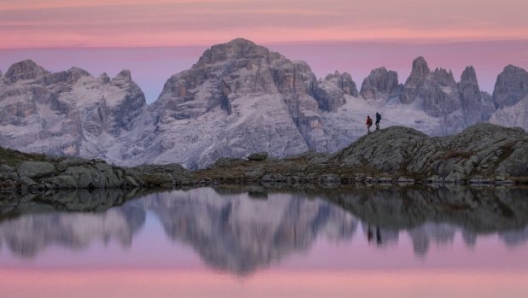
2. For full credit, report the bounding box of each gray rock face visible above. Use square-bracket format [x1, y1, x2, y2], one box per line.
[247, 152, 268, 161]
[401, 57, 460, 117]
[1, 41, 528, 169]
[493, 65, 528, 109]
[17, 161, 55, 179]
[4, 59, 49, 83]
[360, 67, 400, 100]
[139, 38, 341, 168]
[458, 66, 496, 124]
[396, 57, 504, 134]
[332, 123, 528, 180]
[334, 187, 528, 256]
[0, 59, 149, 163]
[489, 94, 528, 129]
[310, 71, 357, 111]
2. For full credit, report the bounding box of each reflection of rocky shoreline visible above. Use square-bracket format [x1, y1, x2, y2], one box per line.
[331, 186, 528, 256]
[1, 187, 528, 273]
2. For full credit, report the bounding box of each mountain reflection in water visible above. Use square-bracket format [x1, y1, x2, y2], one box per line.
[0, 186, 528, 275]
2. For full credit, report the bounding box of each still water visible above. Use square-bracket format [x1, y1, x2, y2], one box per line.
[1, 186, 528, 298]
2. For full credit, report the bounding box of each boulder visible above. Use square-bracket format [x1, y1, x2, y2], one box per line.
[17, 161, 55, 179]
[247, 152, 268, 161]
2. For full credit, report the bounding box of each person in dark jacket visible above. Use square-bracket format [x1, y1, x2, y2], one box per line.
[375, 112, 382, 130]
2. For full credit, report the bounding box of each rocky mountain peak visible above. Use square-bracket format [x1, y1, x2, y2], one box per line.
[41, 66, 91, 85]
[324, 71, 358, 96]
[492, 64, 528, 109]
[67, 67, 91, 83]
[458, 65, 495, 124]
[400, 58, 461, 117]
[4, 59, 49, 83]
[68, 66, 90, 76]
[110, 69, 133, 87]
[410, 56, 430, 77]
[359, 67, 400, 100]
[310, 71, 357, 111]
[98, 72, 111, 84]
[461, 66, 478, 84]
[196, 38, 269, 66]
[431, 68, 456, 86]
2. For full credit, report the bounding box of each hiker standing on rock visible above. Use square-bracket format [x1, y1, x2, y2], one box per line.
[375, 112, 382, 130]
[366, 115, 373, 134]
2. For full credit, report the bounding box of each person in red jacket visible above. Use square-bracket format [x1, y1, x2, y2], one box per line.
[366, 115, 373, 134]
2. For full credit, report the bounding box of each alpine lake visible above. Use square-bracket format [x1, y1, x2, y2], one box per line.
[1, 185, 528, 298]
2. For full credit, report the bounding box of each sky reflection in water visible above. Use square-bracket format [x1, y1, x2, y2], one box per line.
[0, 187, 527, 298]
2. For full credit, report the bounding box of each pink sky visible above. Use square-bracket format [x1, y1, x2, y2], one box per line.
[1, 0, 528, 48]
[1, 0, 527, 101]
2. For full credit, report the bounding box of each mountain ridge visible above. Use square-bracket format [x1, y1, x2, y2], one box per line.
[1, 38, 527, 168]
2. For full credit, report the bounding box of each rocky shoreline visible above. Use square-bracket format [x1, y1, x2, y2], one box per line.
[0, 123, 527, 194]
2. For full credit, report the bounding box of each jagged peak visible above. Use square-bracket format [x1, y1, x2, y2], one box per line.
[98, 72, 110, 84]
[410, 56, 430, 77]
[501, 64, 528, 75]
[196, 38, 270, 66]
[225, 37, 257, 47]
[112, 69, 132, 81]
[5, 59, 49, 83]
[369, 67, 388, 74]
[67, 66, 91, 77]
[432, 67, 454, 76]
[324, 70, 353, 81]
[460, 66, 478, 84]
[431, 67, 449, 74]
[109, 69, 135, 88]
[493, 64, 528, 109]
[494, 64, 528, 90]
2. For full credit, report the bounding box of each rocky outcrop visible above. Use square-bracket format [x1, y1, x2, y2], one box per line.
[359, 67, 400, 100]
[400, 57, 430, 104]
[0, 146, 190, 192]
[488, 65, 528, 130]
[488, 95, 528, 129]
[247, 152, 268, 161]
[4, 59, 49, 83]
[140, 38, 337, 168]
[329, 186, 528, 256]
[310, 71, 358, 111]
[400, 57, 461, 117]
[458, 66, 496, 124]
[3, 122, 525, 194]
[1, 40, 528, 169]
[189, 123, 528, 185]
[492, 65, 528, 109]
[0, 59, 149, 164]
[333, 123, 528, 181]
[396, 57, 504, 134]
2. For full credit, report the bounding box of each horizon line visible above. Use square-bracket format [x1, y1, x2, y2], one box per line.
[2, 38, 528, 51]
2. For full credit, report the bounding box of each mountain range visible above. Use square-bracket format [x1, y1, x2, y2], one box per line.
[1, 38, 527, 169]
